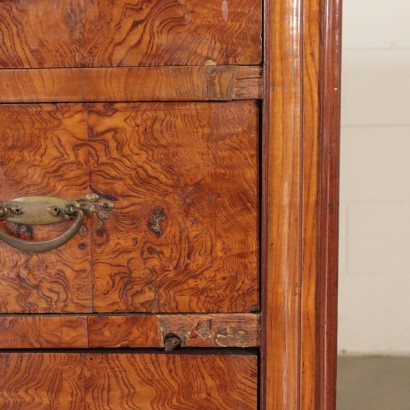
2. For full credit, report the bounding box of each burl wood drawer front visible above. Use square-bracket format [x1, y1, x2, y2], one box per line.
[0, 0, 261, 68]
[0, 353, 258, 409]
[0, 101, 259, 314]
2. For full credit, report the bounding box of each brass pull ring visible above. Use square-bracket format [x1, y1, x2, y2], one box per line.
[0, 193, 114, 253]
[0, 209, 85, 253]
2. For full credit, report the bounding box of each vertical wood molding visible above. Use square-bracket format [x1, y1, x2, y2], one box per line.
[301, 0, 321, 408]
[262, 0, 304, 408]
[318, 0, 342, 408]
[262, 0, 341, 408]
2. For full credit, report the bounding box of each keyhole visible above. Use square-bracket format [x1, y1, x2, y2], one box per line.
[11, 206, 23, 215]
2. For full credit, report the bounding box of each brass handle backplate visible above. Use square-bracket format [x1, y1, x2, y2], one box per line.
[0, 193, 114, 253]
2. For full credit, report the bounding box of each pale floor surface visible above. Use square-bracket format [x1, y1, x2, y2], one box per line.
[337, 356, 410, 410]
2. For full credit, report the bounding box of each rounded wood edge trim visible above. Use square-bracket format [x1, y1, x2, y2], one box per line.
[318, 0, 342, 408]
[261, 0, 342, 408]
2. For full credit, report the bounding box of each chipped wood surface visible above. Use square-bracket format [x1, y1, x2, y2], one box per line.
[0, 23, 262, 410]
[157, 313, 260, 348]
[89, 313, 260, 348]
[0, 314, 260, 349]
[232, 66, 264, 99]
[0, 66, 262, 103]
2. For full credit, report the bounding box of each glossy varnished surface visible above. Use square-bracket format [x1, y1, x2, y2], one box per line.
[318, 1, 342, 407]
[0, 104, 91, 313]
[0, 353, 258, 409]
[89, 102, 259, 313]
[262, 0, 303, 407]
[85, 353, 257, 409]
[0, 0, 261, 68]
[0, 102, 259, 313]
[0, 66, 263, 103]
[301, 0, 321, 408]
[0, 0, 342, 407]
[261, 0, 341, 408]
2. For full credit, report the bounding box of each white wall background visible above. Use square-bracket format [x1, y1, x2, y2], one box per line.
[339, 0, 410, 355]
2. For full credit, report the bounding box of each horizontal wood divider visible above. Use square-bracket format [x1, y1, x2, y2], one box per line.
[0, 66, 262, 103]
[0, 313, 260, 349]
[0, 316, 88, 349]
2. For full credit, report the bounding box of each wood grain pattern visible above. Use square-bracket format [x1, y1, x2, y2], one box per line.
[0, 353, 257, 409]
[88, 315, 160, 348]
[261, 0, 341, 408]
[0, 313, 259, 349]
[83, 66, 263, 101]
[84, 353, 258, 409]
[262, 0, 303, 408]
[0, 104, 92, 313]
[0, 69, 83, 103]
[318, 0, 342, 408]
[89, 101, 259, 313]
[0, 0, 81, 68]
[0, 316, 88, 348]
[81, 0, 262, 67]
[231, 66, 264, 100]
[0, 66, 262, 103]
[88, 313, 260, 348]
[0, 353, 85, 410]
[157, 313, 260, 348]
[0, 102, 258, 314]
[0, 0, 261, 68]
[301, 0, 320, 408]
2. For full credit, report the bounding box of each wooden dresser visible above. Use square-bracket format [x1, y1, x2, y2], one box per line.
[0, 0, 341, 408]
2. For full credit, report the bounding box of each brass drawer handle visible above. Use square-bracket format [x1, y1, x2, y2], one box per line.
[0, 194, 114, 253]
[0, 209, 85, 253]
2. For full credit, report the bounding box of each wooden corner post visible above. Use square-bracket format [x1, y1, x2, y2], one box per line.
[261, 0, 342, 408]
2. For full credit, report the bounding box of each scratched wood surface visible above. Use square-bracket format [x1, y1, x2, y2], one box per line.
[156, 313, 260, 348]
[0, 353, 257, 409]
[0, 66, 262, 103]
[89, 313, 260, 348]
[0, 0, 261, 69]
[82, 66, 263, 102]
[89, 101, 259, 313]
[0, 313, 259, 349]
[0, 104, 92, 313]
